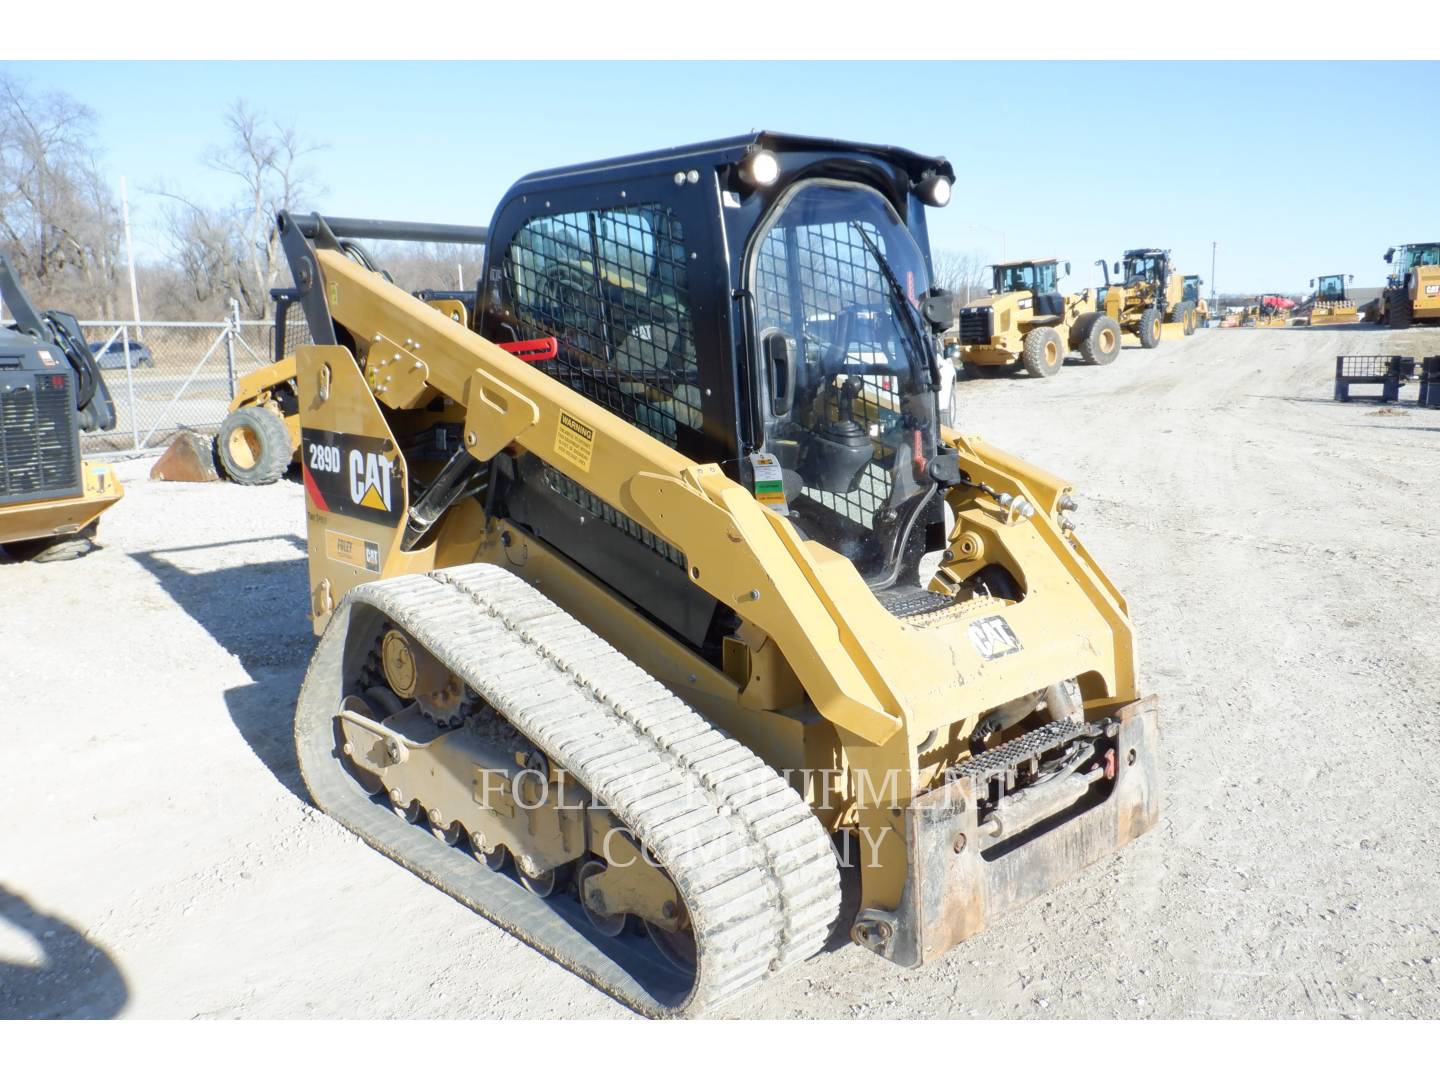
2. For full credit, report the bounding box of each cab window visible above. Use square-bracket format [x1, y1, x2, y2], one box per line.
[503, 204, 700, 447]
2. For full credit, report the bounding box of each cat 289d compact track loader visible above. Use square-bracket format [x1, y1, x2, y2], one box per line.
[281, 133, 1159, 1017]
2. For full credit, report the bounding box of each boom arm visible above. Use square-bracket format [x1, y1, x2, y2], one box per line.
[281, 213, 907, 745]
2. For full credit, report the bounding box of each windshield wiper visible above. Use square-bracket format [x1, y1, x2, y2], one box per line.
[852, 224, 940, 391]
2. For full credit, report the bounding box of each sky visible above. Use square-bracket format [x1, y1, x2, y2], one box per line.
[6, 60, 1435, 294]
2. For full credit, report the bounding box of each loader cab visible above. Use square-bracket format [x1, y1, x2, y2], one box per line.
[1387, 243, 1440, 280]
[478, 134, 957, 645]
[1313, 274, 1348, 301]
[990, 259, 1061, 296]
[1183, 275, 1203, 305]
[989, 259, 1067, 318]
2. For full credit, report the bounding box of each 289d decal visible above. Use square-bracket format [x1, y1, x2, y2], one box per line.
[300, 428, 404, 527]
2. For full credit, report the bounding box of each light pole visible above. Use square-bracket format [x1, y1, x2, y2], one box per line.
[1210, 241, 1217, 311]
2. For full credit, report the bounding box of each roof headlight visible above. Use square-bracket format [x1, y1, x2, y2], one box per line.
[916, 172, 951, 207]
[741, 149, 780, 188]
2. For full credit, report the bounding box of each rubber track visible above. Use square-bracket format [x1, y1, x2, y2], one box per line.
[295, 563, 841, 1016]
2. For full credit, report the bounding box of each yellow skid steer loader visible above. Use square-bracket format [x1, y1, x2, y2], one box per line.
[280, 134, 1159, 1016]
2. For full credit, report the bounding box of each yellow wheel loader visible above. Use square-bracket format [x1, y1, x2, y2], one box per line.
[0, 254, 123, 562]
[1096, 248, 1191, 347]
[1378, 242, 1440, 328]
[951, 259, 1121, 379]
[279, 134, 1158, 1017]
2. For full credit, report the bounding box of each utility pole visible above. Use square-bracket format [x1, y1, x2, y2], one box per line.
[1210, 240, 1218, 311]
[120, 176, 144, 341]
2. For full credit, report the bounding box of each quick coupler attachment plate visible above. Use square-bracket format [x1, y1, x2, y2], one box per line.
[860, 696, 1160, 967]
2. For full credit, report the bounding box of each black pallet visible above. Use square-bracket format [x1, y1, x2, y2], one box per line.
[1334, 355, 1413, 404]
[1420, 357, 1440, 409]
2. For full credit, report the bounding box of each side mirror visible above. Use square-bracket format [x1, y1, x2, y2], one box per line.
[920, 287, 957, 333]
[1113, 261, 1120, 275]
[1384, 248, 1395, 263]
[762, 329, 794, 418]
[1348, 274, 1354, 282]
[1064, 261, 1071, 276]
[1309, 279, 1315, 288]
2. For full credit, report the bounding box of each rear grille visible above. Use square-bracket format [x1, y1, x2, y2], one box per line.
[957, 307, 994, 345]
[0, 373, 80, 504]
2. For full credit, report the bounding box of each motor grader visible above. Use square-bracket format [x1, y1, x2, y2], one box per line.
[279, 133, 1158, 1017]
[1095, 248, 1193, 347]
[0, 253, 123, 562]
[949, 258, 1121, 379]
[1378, 242, 1440, 328]
[1182, 275, 1209, 328]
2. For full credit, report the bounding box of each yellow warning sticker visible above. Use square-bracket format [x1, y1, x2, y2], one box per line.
[554, 411, 595, 472]
[327, 529, 381, 574]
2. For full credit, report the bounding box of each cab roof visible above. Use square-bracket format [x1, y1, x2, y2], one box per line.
[511, 131, 954, 187]
[990, 258, 1060, 268]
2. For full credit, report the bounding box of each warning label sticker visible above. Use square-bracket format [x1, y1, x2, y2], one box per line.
[327, 529, 381, 574]
[749, 452, 788, 516]
[968, 615, 1022, 660]
[554, 411, 595, 471]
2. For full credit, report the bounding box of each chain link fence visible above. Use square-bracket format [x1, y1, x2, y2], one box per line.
[78, 301, 285, 456]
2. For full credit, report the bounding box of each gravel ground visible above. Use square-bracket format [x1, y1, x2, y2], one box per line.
[3, 323, 1438, 1019]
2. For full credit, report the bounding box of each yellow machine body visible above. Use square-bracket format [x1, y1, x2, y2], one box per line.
[228, 356, 301, 450]
[281, 143, 1158, 1015]
[1306, 273, 1358, 325]
[1099, 249, 1193, 347]
[300, 244, 1154, 928]
[1378, 243, 1440, 327]
[0, 460, 123, 546]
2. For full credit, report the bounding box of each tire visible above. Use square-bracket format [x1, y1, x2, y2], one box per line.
[963, 360, 1010, 379]
[1021, 327, 1065, 378]
[1137, 308, 1163, 349]
[1388, 292, 1413, 329]
[1067, 312, 1095, 351]
[4, 525, 97, 563]
[1078, 314, 1122, 365]
[217, 406, 293, 485]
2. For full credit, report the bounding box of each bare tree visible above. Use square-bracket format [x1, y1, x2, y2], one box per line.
[930, 247, 991, 304]
[155, 100, 322, 319]
[375, 242, 486, 295]
[155, 192, 248, 312]
[205, 101, 322, 315]
[0, 73, 122, 316]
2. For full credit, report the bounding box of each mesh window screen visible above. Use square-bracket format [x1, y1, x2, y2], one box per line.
[503, 204, 700, 447]
[755, 220, 902, 529]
